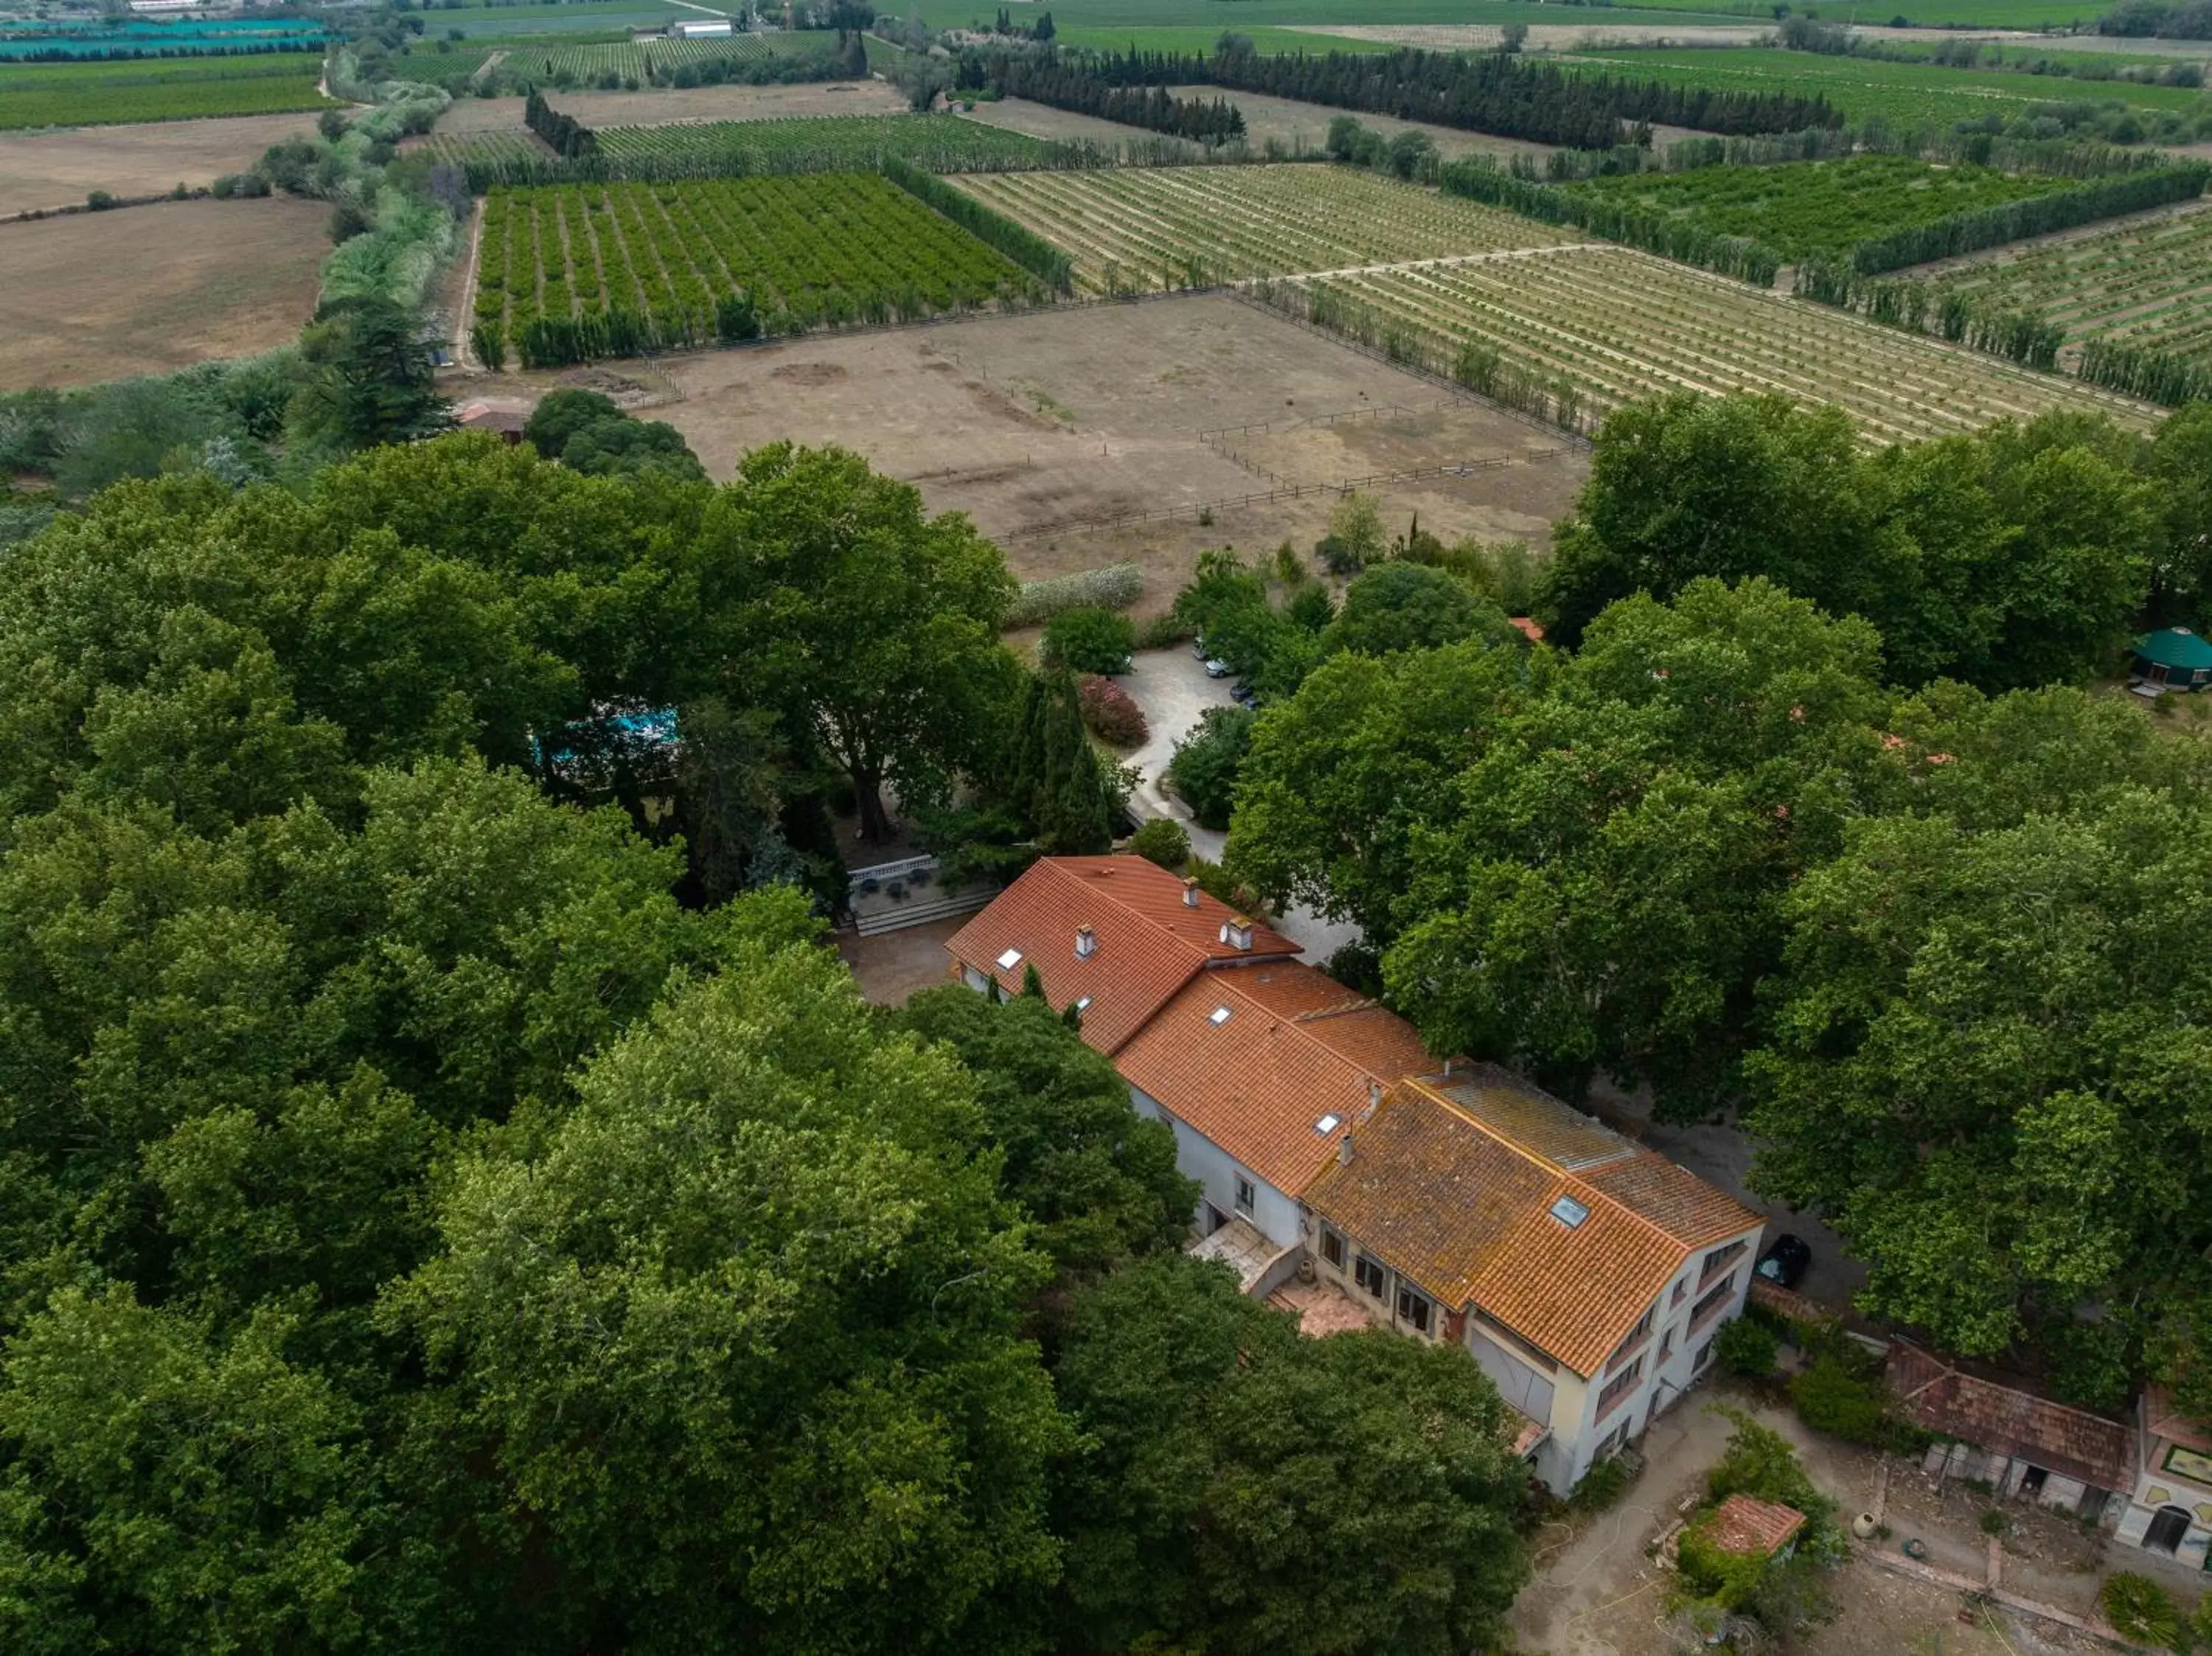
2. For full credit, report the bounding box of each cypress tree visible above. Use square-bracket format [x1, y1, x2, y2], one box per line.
[1009, 669, 1113, 855]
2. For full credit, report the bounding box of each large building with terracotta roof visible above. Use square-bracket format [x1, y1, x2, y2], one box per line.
[945, 855, 1765, 1495]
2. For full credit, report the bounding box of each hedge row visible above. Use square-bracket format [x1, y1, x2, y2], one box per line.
[1793, 262, 2065, 371]
[1850, 161, 2209, 273]
[2077, 338, 2212, 408]
[1437, 159, 1782, 287]
[1007, 563, 1144, 628]
[881, 156, 1073, 294]
[524, 89, 594, 159]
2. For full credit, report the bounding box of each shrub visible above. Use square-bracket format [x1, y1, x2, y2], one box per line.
[85, 190, 116, 211]
[1715, 1313, 1781, 1378]
[1978, 1509, 2008, 1536]
[1677, 1525, 1770, 1611]
[1136, 613, 1192, 650]
[1077, 674, 1148, 747]
[1128, 816, 1190, 871]
[1165, 706, 1256, 832]
[1007, 563, 1144, 628]
[1185, 855, 1259, 914]
[1789, 1354, 1893, 1448]
[1325, 941, 1384, 997]
[1570, 1453, 1637, 1512]
[2099, 1573, 2180, 1648]
[1041, 606, 1137, 674]
[1315, 490, 1383, 574]
[1707, 1407, 1830, 1527]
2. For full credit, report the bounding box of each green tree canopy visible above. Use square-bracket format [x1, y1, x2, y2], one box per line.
[1321, 560, 1513, 658]
[1052, 1254, 1528, 1656]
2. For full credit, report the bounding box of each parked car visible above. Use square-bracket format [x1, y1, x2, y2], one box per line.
[1757, 1234, 1812, 1290]
[1192, 636, 1211, 660]
[1204, 658, 1231, 679]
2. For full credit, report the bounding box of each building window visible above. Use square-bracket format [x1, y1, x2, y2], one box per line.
[1692, 1338, 1715, 1374]
[1658, 1326, 1676, 1365]
[1592, 1421, 1630, 1462]
[1672, 1278, 1688, 1307]
[1700, 1239, 1747, 1287]
[1234, 1175, 1256, 1216]
[1321, 1227, 1346, 1270]
[1397, 1284, 1433, 1335]
[1354, 1255, 1388, 1301]
[1596, 1357, 1644, 1420]
[1607, 1305, 1657, 1374]
[1691, 1275, 1736, 1331]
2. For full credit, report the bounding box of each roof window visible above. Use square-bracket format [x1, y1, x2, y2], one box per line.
[996, 947, 1023, 971]
[1208, 1006, 1232, 1026]
[1550, 1194, 1590, 1228]
[1075, 995, 1092, 1012]
[1314, 1113, 1341, 1135]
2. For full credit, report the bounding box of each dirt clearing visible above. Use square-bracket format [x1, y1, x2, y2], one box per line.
[0, 111, 319, 218]
[0, 196, 329, 390]
[451, 295, 1583, 613]
[429, 78, 905, 137]
[954, 96, 1199, 154]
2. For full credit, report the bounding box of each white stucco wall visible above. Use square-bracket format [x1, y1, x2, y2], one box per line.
[1129, 1083, 1303, 1250]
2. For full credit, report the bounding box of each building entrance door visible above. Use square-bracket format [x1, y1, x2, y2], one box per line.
[2145, 1506, 2191, 1554]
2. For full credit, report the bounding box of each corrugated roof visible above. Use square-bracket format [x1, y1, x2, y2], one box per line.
[1703, 1493, 1806, 1558]
[1116, 962, 1434, 1197]
[1304, 1075, 1761, 1376]
[1889, 1343, 2137, 1491]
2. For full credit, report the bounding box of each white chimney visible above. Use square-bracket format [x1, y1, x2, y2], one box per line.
[1182, 877, 1201, 909]
[1220, 914, 1253, 952]
[1368, 1079, 1383, 1113]
[1338, 1130, 1354, 1166]
[1075, 924, 1096, 961]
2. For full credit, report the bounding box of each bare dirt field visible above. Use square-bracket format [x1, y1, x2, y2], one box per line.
[428, 78, 905, 136]
[0, 110, 320, 218]
[0, 195, 329, 391]
[955, 95, 1200, 154]
[451, 296, 1583, 613]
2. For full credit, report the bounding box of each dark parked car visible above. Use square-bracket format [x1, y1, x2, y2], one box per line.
[1757, 1234, 1812, 1290]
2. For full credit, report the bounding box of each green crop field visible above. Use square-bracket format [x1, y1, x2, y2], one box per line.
[0, 51, 330, 130]
[954, 163, 1575, 291]
[473, 173, 1035, 358]
[1048, 25, 1404, 55]
[591, 111, 1059, 173]
[413, 0, 701, 38]
[1924, 203, 2212, 364]
[1262, 246, 2155, 442]
[1567, 154, 2078, 260]
[1556, 46, 2211, 131]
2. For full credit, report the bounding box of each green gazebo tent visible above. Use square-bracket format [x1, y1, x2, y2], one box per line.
[2133, 627, 2212, 692]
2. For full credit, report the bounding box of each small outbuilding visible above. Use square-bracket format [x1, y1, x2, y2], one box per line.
[2132, 627, 2212, 693]
[457, 403, 529, 445]
[1702, 1493, 1807, 1563]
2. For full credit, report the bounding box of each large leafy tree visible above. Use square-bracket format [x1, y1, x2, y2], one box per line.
[387, 903, 1070, 1653]
[1747, 686, 2212, 1407]
[898, 987, 1194, 1279]
[1052, 1254, 1528, 1656]
[1320, 559, 1514, 658]
[703, 443, 1018, 841]
[1540, 394, 2159, 689]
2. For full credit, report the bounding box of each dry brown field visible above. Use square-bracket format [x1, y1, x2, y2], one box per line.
[425, 77, 906, 139]
[0, 111, 321, 218]
[953, 96, 1200, 155]
[454, 294, 1585, 614]
[1168, 87, 1558, 166]
[0, 196, 330, 390]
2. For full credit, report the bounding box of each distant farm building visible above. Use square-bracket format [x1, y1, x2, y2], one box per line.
[2132, 627, 2212, 693]
[671, 18, 735, 36]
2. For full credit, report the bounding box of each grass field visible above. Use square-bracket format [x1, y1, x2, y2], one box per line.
[1049, 24, 1405, 54]
[0, 52, 330, 131]
[954, 164, 1574, 291]
[1557, 46, 2212, 131]
[474, 173, 1032, 348]
[1269, 246, 2155, 442]
[1568, 154, 2079, 260]
[1922, 205, 2212, 364]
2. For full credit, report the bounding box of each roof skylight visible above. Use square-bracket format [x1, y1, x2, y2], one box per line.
[996, 947, 1023, 971]
[1314, 1113, 1341, 1135]
[1549, 1194, 1590, 1228]
[1208, 1006, 1232, 1026]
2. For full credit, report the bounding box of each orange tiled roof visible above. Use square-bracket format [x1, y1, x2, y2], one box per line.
[1889, 1343, 2136, 1490]
[1116, 961, 1435, 1197]
[1703, 1493, 1805, 1558]
[942, 857, 1293, 1054]
[1304, 1074, 1761, 1376]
